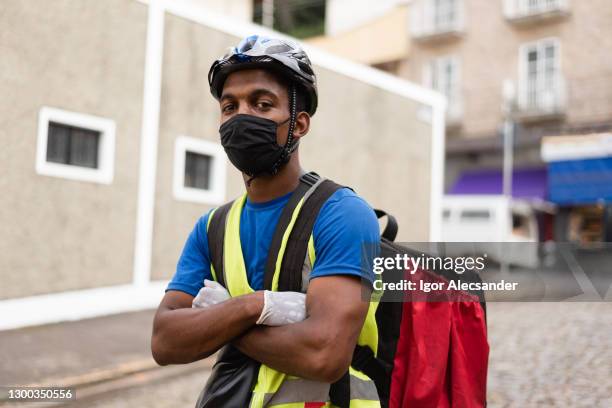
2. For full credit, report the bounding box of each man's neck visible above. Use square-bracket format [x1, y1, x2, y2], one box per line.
[243, 159, 302, 203]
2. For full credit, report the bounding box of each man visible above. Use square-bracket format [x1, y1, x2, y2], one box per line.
[151, 35, 381, 407]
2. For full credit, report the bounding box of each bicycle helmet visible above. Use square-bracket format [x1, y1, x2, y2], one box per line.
[208, 35, 318, 116]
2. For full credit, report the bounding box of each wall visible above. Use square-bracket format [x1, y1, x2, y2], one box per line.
[186, 0, 252, 22]
[0, 0, 147, 300]
[302, 70, 433, 242]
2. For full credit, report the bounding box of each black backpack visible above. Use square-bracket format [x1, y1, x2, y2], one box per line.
[199, 172, 487, 408]
[359, 213, 488, 408]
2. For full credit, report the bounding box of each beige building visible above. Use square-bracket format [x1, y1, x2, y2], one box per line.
[314, 0, 612, 189]
[398, 0, 612, 189]
[398, 0, 612, 243]
[317, 0, 612, 242]
[308, 1, 411, 70]
[0, 0, 444, 329]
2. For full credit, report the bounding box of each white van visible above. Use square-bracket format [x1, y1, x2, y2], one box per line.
[441, 195, 542, 268]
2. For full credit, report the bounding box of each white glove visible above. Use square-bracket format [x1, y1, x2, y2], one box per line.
[256, 290, 307, 326]
[192, 279, 231, 309]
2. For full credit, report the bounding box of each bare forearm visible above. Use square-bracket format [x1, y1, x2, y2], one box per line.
[152, 293, 262, 365]
[234, 277, 370, 382]
[234, 319, 353, 382]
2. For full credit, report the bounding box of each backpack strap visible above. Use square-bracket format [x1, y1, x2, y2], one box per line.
[351, 344, 393, 405]
[263, 172, 323, 290]
[207, 201, 233, 288]
[374, 209, 398, 242]
[277, 178, 343, 291]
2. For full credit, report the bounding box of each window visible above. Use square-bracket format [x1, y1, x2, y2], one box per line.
[173, 136, 226, 205]
[433, 0, 459, 31]
[36, 107, 115, 184]
[411, 0, 464, 38]
[518, 38, 564, 114]
[423, 56, 462, 121]
[252, 0, 326, 39]
[184, 152, 212, 191]
[46, 122, 100, 168]
[460, 210, 491, 221]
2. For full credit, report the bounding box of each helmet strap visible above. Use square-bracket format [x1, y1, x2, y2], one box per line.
[269, 84, 298, 176]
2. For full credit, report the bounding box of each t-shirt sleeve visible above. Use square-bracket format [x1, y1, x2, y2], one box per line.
[310, 190, 381, 284]
[165, 211, 213, 297]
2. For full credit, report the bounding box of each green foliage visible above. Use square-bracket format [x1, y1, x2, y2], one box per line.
[253, 0, 326, 39]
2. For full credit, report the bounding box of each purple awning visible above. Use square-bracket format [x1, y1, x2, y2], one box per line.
[449, 167, 548, 200]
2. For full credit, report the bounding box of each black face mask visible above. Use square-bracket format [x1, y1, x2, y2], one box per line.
[219, 114, 293, 177]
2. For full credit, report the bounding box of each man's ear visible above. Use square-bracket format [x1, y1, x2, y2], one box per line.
[292, 111, 310, 140]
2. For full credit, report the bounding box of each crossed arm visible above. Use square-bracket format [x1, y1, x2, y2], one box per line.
[151, 275, 370, 383]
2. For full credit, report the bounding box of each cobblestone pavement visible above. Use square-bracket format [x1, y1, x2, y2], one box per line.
[487, 302, 612, 408]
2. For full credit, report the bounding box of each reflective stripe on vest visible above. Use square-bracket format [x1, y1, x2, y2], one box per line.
[210, 193, 380, 408]
[252, 374, 379, 407]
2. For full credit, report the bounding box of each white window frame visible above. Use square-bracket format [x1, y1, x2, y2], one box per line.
[173, 136, 227, 205]
[518, 37, 563, 113]
[412, 0, 465, 37]
[432, 0, 459, 31]
[36, 106, 116, 184]
[423, 56, 462, 121]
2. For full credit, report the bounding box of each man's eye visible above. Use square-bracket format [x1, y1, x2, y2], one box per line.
[222, 104, 234, 113]
[257, 102, 272, 109]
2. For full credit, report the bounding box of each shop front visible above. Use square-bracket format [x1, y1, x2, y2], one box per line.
[542, 133, 612, 244]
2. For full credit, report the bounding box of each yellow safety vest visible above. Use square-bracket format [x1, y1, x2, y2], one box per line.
[207, 193, 381, 408]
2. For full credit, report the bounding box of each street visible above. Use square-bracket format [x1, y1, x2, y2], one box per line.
[56, 302, 612, 407]
[74, 369, 210, 408]
[487, 302, 612, 407]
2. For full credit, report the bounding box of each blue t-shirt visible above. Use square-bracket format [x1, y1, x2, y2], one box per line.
[165, 187, 380, 297]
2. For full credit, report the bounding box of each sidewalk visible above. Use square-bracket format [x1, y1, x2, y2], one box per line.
[0, 310, 213, 395]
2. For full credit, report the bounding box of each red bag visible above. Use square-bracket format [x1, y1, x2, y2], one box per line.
[389, 269, 489, 408]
